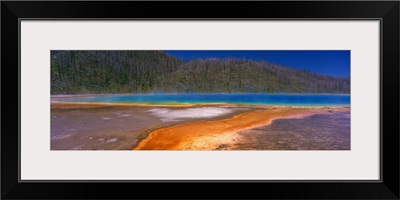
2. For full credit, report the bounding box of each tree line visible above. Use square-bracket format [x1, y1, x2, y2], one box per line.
[51, 51, 350, 94]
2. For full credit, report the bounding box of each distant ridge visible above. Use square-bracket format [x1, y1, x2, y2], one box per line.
[51, 51, 350, 94]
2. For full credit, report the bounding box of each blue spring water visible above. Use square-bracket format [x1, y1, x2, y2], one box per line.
[54, 93, 350, 106]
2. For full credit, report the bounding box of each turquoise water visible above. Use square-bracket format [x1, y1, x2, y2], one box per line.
[54, 93, 350, 106]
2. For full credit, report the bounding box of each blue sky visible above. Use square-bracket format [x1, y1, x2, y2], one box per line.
[165, 50, 350, 78]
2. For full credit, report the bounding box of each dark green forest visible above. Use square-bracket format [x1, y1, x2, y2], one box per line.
[51, 51, 350, 94]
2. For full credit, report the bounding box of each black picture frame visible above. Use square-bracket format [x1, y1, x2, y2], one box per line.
[2, 1, 399, 199]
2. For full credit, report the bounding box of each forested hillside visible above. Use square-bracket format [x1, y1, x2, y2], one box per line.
[51, 51, 350, 94]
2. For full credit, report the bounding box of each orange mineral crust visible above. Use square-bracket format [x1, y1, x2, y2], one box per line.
[133, 107, 344, 150]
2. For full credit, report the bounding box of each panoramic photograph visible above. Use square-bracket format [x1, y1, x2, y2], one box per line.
[51, 50, 350, 150]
